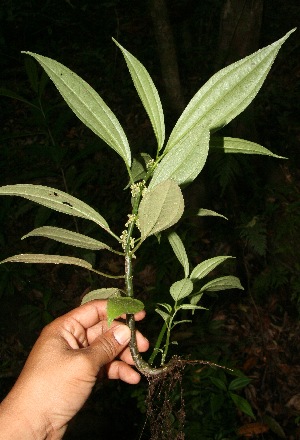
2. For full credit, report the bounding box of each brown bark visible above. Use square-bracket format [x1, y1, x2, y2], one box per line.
[149, 0, 185, 115]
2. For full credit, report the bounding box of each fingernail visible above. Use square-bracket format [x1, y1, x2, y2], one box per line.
[113, 325, 131, 345]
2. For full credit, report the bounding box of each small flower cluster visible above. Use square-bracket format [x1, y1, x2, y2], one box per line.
[146, 158, 155, 170]
[120, 230, 135, 251]
[130, 181, 145, 198]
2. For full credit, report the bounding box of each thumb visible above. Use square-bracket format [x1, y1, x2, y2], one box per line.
[88, 324, 131, 369]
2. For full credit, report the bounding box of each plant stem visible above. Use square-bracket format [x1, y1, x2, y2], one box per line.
[148, 322, 167, 365]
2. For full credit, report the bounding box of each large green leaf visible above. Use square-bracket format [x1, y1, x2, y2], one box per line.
[168, 231, 189, 277]
[22, 226, 112, 250]
[22, 52, 131, 167]
[170, 278, 193, 301]
[81, 288, 121, 305]
[210, 137, 287, 158]
[107, 297, 144, 326]
[113, 39, 165, 151]
[149, 128, 210, 188]
[166, 29, 295, 152]
[190, 256, 234, 281]
[138, 179, 184, 238]
[0, 253, 92, 270]
[0, 184, 110, 232]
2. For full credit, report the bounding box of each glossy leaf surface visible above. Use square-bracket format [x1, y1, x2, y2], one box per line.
[138, 179, 184, 238]
[22, 52, 131, 167]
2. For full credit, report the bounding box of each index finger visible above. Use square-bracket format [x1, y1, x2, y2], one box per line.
[61, 300, 145, 329]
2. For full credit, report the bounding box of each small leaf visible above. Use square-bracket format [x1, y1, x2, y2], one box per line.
[155, 308, 171, 323]
[190, 292, 204, 306]
[138, 179, 184, 239]
[170, 278, 193, 301]
[22, 226, 112, 250]
[229, 376, 252, 391]
[178, 304, 205, 311]
[200, 275, 244, 293]
[210, 377, 228, 391]
[0, 184, 110, 232]
[157, 302, 173, 313]
[0, 253, 92, 270]
[166, 29, 295, 151]
[210, 137, 287, 159]
[168, 231, 189, 277]
[107, 297, 144, 326]
[262, 415, 286, 439]
[229, 392, 255, 419]
[190, 256, 234, 281]
[22, 52, 131, 166]
[197, 208, 228, 220]
[149, 128, 210, 188]
[81, 288, 121, 305]
[130, 157, 147, 183]
[113, 39, 165, 151]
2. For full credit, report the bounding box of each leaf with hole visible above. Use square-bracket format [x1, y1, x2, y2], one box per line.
[81, 288, 121, 305]
[22, 226, 112, 250]
[138, 179, 184, 238]
[168, 231, 189, 277]
[114, 39, 165, 151]
[22, 52, 131, 167]
[0, 184, 111, 233]
[107, 297, 144, 326]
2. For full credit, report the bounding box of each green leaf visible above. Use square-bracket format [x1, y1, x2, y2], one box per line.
[166, 29, 295, 151]
[107, 297, 144, 326]
[170, 278, 193, 301]
[0, 184, 111, 233]
[200, 275, 244, 293]
[190, 256, 234, 281]
[22, 52, 131, 167]
[81, 288, 121, 305]
[229, 392, 255, 419]
[0, 253, 92, 270]
[190, 292, 204, 306]
[197, 208, 228, 220]
[138, 179, 184, 239]
[113, 39, 165, 151]
[157, 302, 173, 313]
[155, 308, 171, 323]
[210, 377, 228, 391]
[178, 304, 205, 311]
[210, 137, 287, 159]
[149, 128, 210, 188]
[228, 376, 251, 391]
[22, 226, 112, 250]
[168, 231, 189, 277]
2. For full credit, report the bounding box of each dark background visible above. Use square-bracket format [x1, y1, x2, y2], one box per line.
[0, 1, 300, 439]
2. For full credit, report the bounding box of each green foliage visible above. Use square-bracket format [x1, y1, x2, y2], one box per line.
[0, 30, 294, 382]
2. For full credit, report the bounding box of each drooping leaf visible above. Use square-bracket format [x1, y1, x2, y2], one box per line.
[197, 208, 228, 220]
[107, 297, 144, 326]
[0, 253, 92, 270]
[113, 39, 165, 151]
[190, 256, 234, 281]
[22, 52, 131, 167]
[0, 184, 111, 233]
[170, 278, 193, 301]
[168, 231, 189, 277]
[200, 275, 244, 293]
[229, 392, 255, 419]
[166, 29, 295, 152]
[81, 288, 121, 305]
[22, 226, 112, 250]
[149, 128, 210, 188]
[138, 179, 184, 239]
[210, 137, 287, 159]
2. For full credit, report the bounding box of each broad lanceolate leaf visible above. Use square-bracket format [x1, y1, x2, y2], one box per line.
[113, 39, 165, 151]
[170, 278, 193, 301]
[0, 254, 92, 270]
[22, 226, 112, 250]
[197, 208, 228, 220]
[149, 128, 210, 188]
[107, 297, 144, 326]
[0, 184, 110, 232]
[166, 29, 295, 152]
[81, 288, 121, 305]
[138, 179, 184, 239]
[190, 256, 234, 281]
[200, 276, 244, 293]
[210, 137, 287, 159]
[22, 52, 131, 167]
[168, 231, 189, 277]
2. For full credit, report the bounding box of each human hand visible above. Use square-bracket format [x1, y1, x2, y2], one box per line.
[0, 300, 149, 439]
